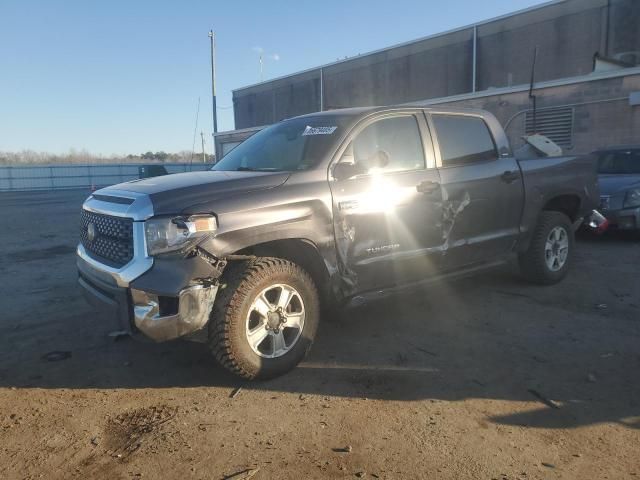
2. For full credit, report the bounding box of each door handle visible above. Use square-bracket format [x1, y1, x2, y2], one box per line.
[416, 180, 440, 194]
[501, 170, 520, 183]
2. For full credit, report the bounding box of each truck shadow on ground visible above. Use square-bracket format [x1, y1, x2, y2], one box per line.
[1, 232, 639, 432]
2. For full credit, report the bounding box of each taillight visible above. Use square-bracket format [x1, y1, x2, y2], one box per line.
[586, 209, 609, 235]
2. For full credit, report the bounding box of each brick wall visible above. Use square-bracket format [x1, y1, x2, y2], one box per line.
[436, 74, 640, 154]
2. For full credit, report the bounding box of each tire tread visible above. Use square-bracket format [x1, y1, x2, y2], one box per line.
[519, 211, 573, 285]
[208, 257, 318, 380]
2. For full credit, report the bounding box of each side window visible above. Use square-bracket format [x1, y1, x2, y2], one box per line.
[432, 115, 498, 167]
[349, 116, 426, 174]
[597, 150, 640, 174]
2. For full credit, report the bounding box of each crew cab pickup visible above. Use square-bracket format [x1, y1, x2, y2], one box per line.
[77, 106, 598, 379]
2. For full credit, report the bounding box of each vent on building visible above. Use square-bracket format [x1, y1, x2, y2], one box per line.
[525, 107, 574, 148]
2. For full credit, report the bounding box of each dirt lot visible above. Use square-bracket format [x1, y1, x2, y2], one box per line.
[0, 189, 639, 480]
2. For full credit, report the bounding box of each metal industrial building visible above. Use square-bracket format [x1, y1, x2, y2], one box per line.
[215, 0, 640, 156]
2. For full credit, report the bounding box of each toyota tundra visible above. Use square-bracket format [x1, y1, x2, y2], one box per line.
[77, 106, 598, 379]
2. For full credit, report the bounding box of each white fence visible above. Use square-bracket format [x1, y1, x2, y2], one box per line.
[0, 163, 211, 192]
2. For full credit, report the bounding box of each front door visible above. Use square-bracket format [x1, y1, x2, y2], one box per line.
[329, 112, 444, 294]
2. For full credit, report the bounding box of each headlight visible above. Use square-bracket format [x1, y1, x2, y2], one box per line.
[623, 189, 640, 208]
[144, 215, 217, 256]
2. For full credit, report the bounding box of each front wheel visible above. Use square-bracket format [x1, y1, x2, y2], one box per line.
[519, 211, 574, 285]
[208, 258, 319, 380]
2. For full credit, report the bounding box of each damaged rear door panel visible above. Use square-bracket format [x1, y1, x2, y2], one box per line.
[428, 113, 525, 269]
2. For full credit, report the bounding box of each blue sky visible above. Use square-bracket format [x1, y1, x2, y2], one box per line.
[0, 0, 543, 155]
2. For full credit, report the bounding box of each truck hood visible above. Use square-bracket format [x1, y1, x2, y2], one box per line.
[100, 170, 290, 215]
[598, 174, 640, 196]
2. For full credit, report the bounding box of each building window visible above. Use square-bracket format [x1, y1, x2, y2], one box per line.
[221, 142, 241, 158]
[525, 107, 574, 148]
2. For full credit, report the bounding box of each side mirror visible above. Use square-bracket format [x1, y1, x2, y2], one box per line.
[333, 162, 365, 181]
[369, 150, 390, 169]
[332, 145, 390, 180]
[333, 143, 360, 180]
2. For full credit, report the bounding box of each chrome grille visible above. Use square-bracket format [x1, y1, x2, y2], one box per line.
[80, 209, 134, 267]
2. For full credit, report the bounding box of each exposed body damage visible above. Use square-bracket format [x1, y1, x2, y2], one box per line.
[439, 189, 471, 251]
[77, 105, 598, 379]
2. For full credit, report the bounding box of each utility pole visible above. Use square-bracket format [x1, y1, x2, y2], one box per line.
[200, 131, 206, 163]
[208, 30, 218, 160]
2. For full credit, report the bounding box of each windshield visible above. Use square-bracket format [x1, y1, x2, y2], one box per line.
[213, 116, 350, 172]
[597, 150, 640, 174]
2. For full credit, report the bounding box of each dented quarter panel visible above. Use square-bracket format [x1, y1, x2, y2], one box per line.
[516, 154, 598, 251]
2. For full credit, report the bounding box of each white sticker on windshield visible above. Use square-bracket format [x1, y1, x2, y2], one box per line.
[302, 125, 337, 136]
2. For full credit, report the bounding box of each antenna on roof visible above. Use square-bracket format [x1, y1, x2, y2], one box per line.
[528, 46, 539, 133]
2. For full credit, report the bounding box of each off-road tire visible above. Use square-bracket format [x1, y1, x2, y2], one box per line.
[519, 211, 574, 285]
[208, 257, 319, 380]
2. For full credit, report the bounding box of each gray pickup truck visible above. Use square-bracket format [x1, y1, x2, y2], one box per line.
[78, 106, 598, 379]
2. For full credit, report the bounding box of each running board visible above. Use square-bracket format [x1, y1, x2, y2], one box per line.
[345, 257, 512, 308]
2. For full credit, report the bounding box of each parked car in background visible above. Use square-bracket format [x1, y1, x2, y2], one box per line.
[138, 164, 169, 179]
[594, 146, 640, 231]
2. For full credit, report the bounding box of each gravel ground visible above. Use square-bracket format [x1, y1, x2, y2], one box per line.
[0, 190, 639, 480]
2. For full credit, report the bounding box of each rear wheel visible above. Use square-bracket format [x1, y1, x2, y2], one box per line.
[519, 211, 574, 285]
[208, 258, 319, 380]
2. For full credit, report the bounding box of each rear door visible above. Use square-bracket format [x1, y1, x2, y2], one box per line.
[428, 113, 524, 269]
[329, 111, 444, 293]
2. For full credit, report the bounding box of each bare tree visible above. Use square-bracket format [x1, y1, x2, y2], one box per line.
[0, 149, 198, 165]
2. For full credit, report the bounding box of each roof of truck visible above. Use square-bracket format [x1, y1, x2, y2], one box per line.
[294, 105, 489, 120]
[293, 104, 509, 155]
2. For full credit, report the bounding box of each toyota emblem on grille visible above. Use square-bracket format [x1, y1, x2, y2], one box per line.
[87, 222, 97, 242]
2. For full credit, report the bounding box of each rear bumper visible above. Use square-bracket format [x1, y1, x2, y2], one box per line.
[77, 253, 219, 341]
[601, 206, 640, 230]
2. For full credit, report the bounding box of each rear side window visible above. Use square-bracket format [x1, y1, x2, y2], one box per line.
[432, 115, 498, 167]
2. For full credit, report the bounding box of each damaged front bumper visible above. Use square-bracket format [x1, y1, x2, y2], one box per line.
[77, 252, 221, 342]
[131, 284, 217, 342]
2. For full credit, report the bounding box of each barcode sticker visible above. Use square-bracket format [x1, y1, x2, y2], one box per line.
[302, 126, 337, 136]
